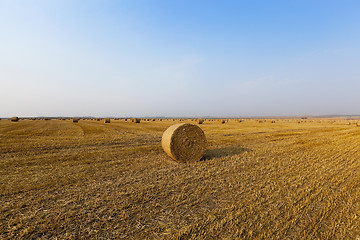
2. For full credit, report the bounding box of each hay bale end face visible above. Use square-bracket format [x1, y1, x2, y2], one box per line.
[105, 118, 111, 123]
[162, 123, 206, 163]
[11, 117, 19, 122]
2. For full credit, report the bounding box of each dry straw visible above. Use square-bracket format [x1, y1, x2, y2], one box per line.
[162, 123, 206, 163]
[105, 118, 111, 123]
[11, 117, 19, 122]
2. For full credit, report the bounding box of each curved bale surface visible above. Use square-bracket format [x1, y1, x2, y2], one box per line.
[162, 123, 206, 163]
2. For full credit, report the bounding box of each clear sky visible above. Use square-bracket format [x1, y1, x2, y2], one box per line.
[1, 0, 360, 117]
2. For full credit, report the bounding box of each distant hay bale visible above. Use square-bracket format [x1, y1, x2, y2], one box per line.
[44, 117, 50, 120]
[105, 118, 111, 123]
[271, 120, 276, 123]
[72, 117, 80, 123]
[134, 118, 141, 123]
[196, 119, 204, 124]
[162, 123, 206, 162]
[96, 118, 101, 121]
[11, 117, 19, 122]
[152, 119, 155, 121]
[219, 119, 225, 124]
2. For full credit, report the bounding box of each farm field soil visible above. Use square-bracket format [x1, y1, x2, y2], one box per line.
[0, 119, 359, 239]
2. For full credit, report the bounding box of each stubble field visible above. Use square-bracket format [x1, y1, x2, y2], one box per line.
[0, 118, 359, 239]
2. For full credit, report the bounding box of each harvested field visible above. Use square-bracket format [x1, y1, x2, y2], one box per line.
[0, 119, 359, 239]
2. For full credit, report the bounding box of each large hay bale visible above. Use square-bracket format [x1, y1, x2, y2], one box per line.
[105, 118, 111, 123]
[11, 117, 19, 122]
[162, 123, 206, 163]
[134, 118, 141, 123]
[73, 117, 80, 123]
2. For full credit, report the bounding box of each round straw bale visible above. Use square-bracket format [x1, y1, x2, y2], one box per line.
[162, 123, 206, 163]
[134, 118, 141, 123]
[73, 117, 80, 123]
[196, 119, 204, 124]
[105, 118, 111, 123]
[219, 119, 225, 124]
[11, 117, 19, 122]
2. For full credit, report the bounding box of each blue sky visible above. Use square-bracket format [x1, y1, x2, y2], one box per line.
[1, 0, 360, 117]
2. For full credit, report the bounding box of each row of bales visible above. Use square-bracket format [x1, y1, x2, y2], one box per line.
[4, 117, 360, 127]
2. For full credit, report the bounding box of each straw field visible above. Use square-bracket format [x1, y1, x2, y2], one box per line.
[0, 118, 359, 239]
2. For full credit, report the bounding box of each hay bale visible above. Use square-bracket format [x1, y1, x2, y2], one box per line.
[162, 123, 206, 162]
[105, 118, 111, 123]
[196, 119, 204, 124]
[219, 119, 225, 124]
[96, 118, 101, 121]
[134, 118, 141, 123]
[73, 117, 80, 123]
[11, 117, 19, 122]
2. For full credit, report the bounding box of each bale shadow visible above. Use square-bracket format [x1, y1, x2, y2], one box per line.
[202, 146, 251, 161]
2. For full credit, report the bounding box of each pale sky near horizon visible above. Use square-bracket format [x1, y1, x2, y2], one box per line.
[1, 0, 360, 117]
